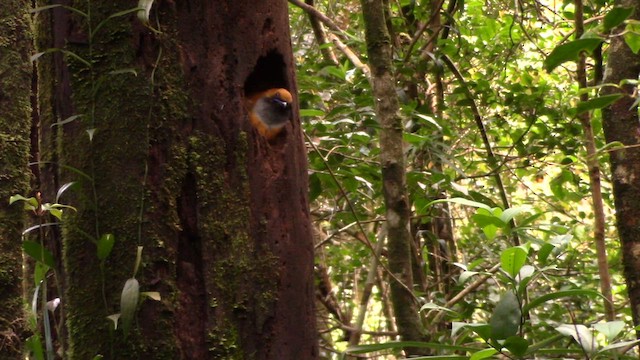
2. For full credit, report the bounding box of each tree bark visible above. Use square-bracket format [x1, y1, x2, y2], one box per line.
[0, 0, 32, 357]
[360, 0, 427, 355]
[36, 1, 316, 359]
[601, 0, 640, 333]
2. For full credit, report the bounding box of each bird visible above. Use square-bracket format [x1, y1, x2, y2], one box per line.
[246, 88, 293, 140]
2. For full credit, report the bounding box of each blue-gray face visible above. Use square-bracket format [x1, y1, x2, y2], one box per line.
[256, 94, 292, 127]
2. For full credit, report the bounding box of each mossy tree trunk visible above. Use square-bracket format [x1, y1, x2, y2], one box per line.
[0, 0, 32, 357]
[35, 1, 316, 359]
[601, 0, 640, 336]
[360, 0, 428, 356]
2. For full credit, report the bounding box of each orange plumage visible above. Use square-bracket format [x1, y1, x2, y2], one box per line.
[246, 88, 293, 140]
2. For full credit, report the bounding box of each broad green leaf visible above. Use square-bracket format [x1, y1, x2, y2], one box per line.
[34, 262, 50, 286]
[524, 289, 604, 313]
[120, 278, 140, 336]
[458, 270, 479, 284]
[593, 321, 625, 341]
[463, 323, 492, 341]
[470, 348, 498, 360]
[624, 22, 640, 54]
[25, 334, 45, 360]
[490, 291, 521, 340]
[500, 206, 529, 223]
[480, 223, 498, 241]
[503, 335, 529, 356]
[544, 38, 603, 72]
[500, 246, 527, 278]
[23, 241, 55, 268]
[97, 233, 115, 261]
[577, 94, 623, 114]
[472, 209, 506, 228]
[9, 194, 38, 209]
[556, 324, 596, 353]
[604, 7, 634, 32]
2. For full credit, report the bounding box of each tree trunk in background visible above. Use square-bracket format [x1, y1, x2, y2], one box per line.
[35, 1, 316, 359]
[601, 0, 640, 334]
[0, 0, 32, 357]
[360, 0, 428, 355]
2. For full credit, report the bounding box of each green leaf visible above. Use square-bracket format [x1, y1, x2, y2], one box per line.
[556, 324, 596, 353]
[503, 335, 529, 356]
[604, 7, 634, 32]
[577, 94, 623, 114]
[624, 22, 640, 54]
[9, 194, 38, 211]
[523, 289, 604, 313]
[120, 278, 140, 336]
[593, 321, 625, 341]
[97, 233, 115, 261]
[25, 334, 45, 360]
[300, 109, 325, 117]
[470, 348, 498, 360]
[544, 38, 604, 72]
[500, 246, 527, 278]
[500, 206, 529, 224]
[23, 241, 55, 268]
[490, 291, 521, 340]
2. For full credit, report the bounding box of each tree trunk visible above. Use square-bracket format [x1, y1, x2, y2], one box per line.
[0, 0, 32, 357]
[360, 0, 427, 355]
[601, 0, 640, 334]
[36, 1, 316, 359]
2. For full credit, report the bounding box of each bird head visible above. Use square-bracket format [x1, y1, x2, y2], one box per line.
[247, 88, 293, 139]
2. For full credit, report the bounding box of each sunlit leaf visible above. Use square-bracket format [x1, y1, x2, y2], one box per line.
[556, 324, 596, 353]
[577, 94, 623, 114]
[500, 246, 527, 278]
[544, 38, 603, 72]
[593, 321, 625, 341]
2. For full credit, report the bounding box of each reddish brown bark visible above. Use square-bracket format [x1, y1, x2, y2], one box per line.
[38, 1, 316, 359]
[601, 0, 640, 333]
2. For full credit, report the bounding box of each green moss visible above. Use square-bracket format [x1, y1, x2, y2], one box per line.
[207, 323, 244, 359]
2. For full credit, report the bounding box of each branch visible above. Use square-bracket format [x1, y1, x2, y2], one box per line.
[441, 54, 520, 245]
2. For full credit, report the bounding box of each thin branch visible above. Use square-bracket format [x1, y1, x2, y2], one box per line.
[440, 54, 520, 245]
